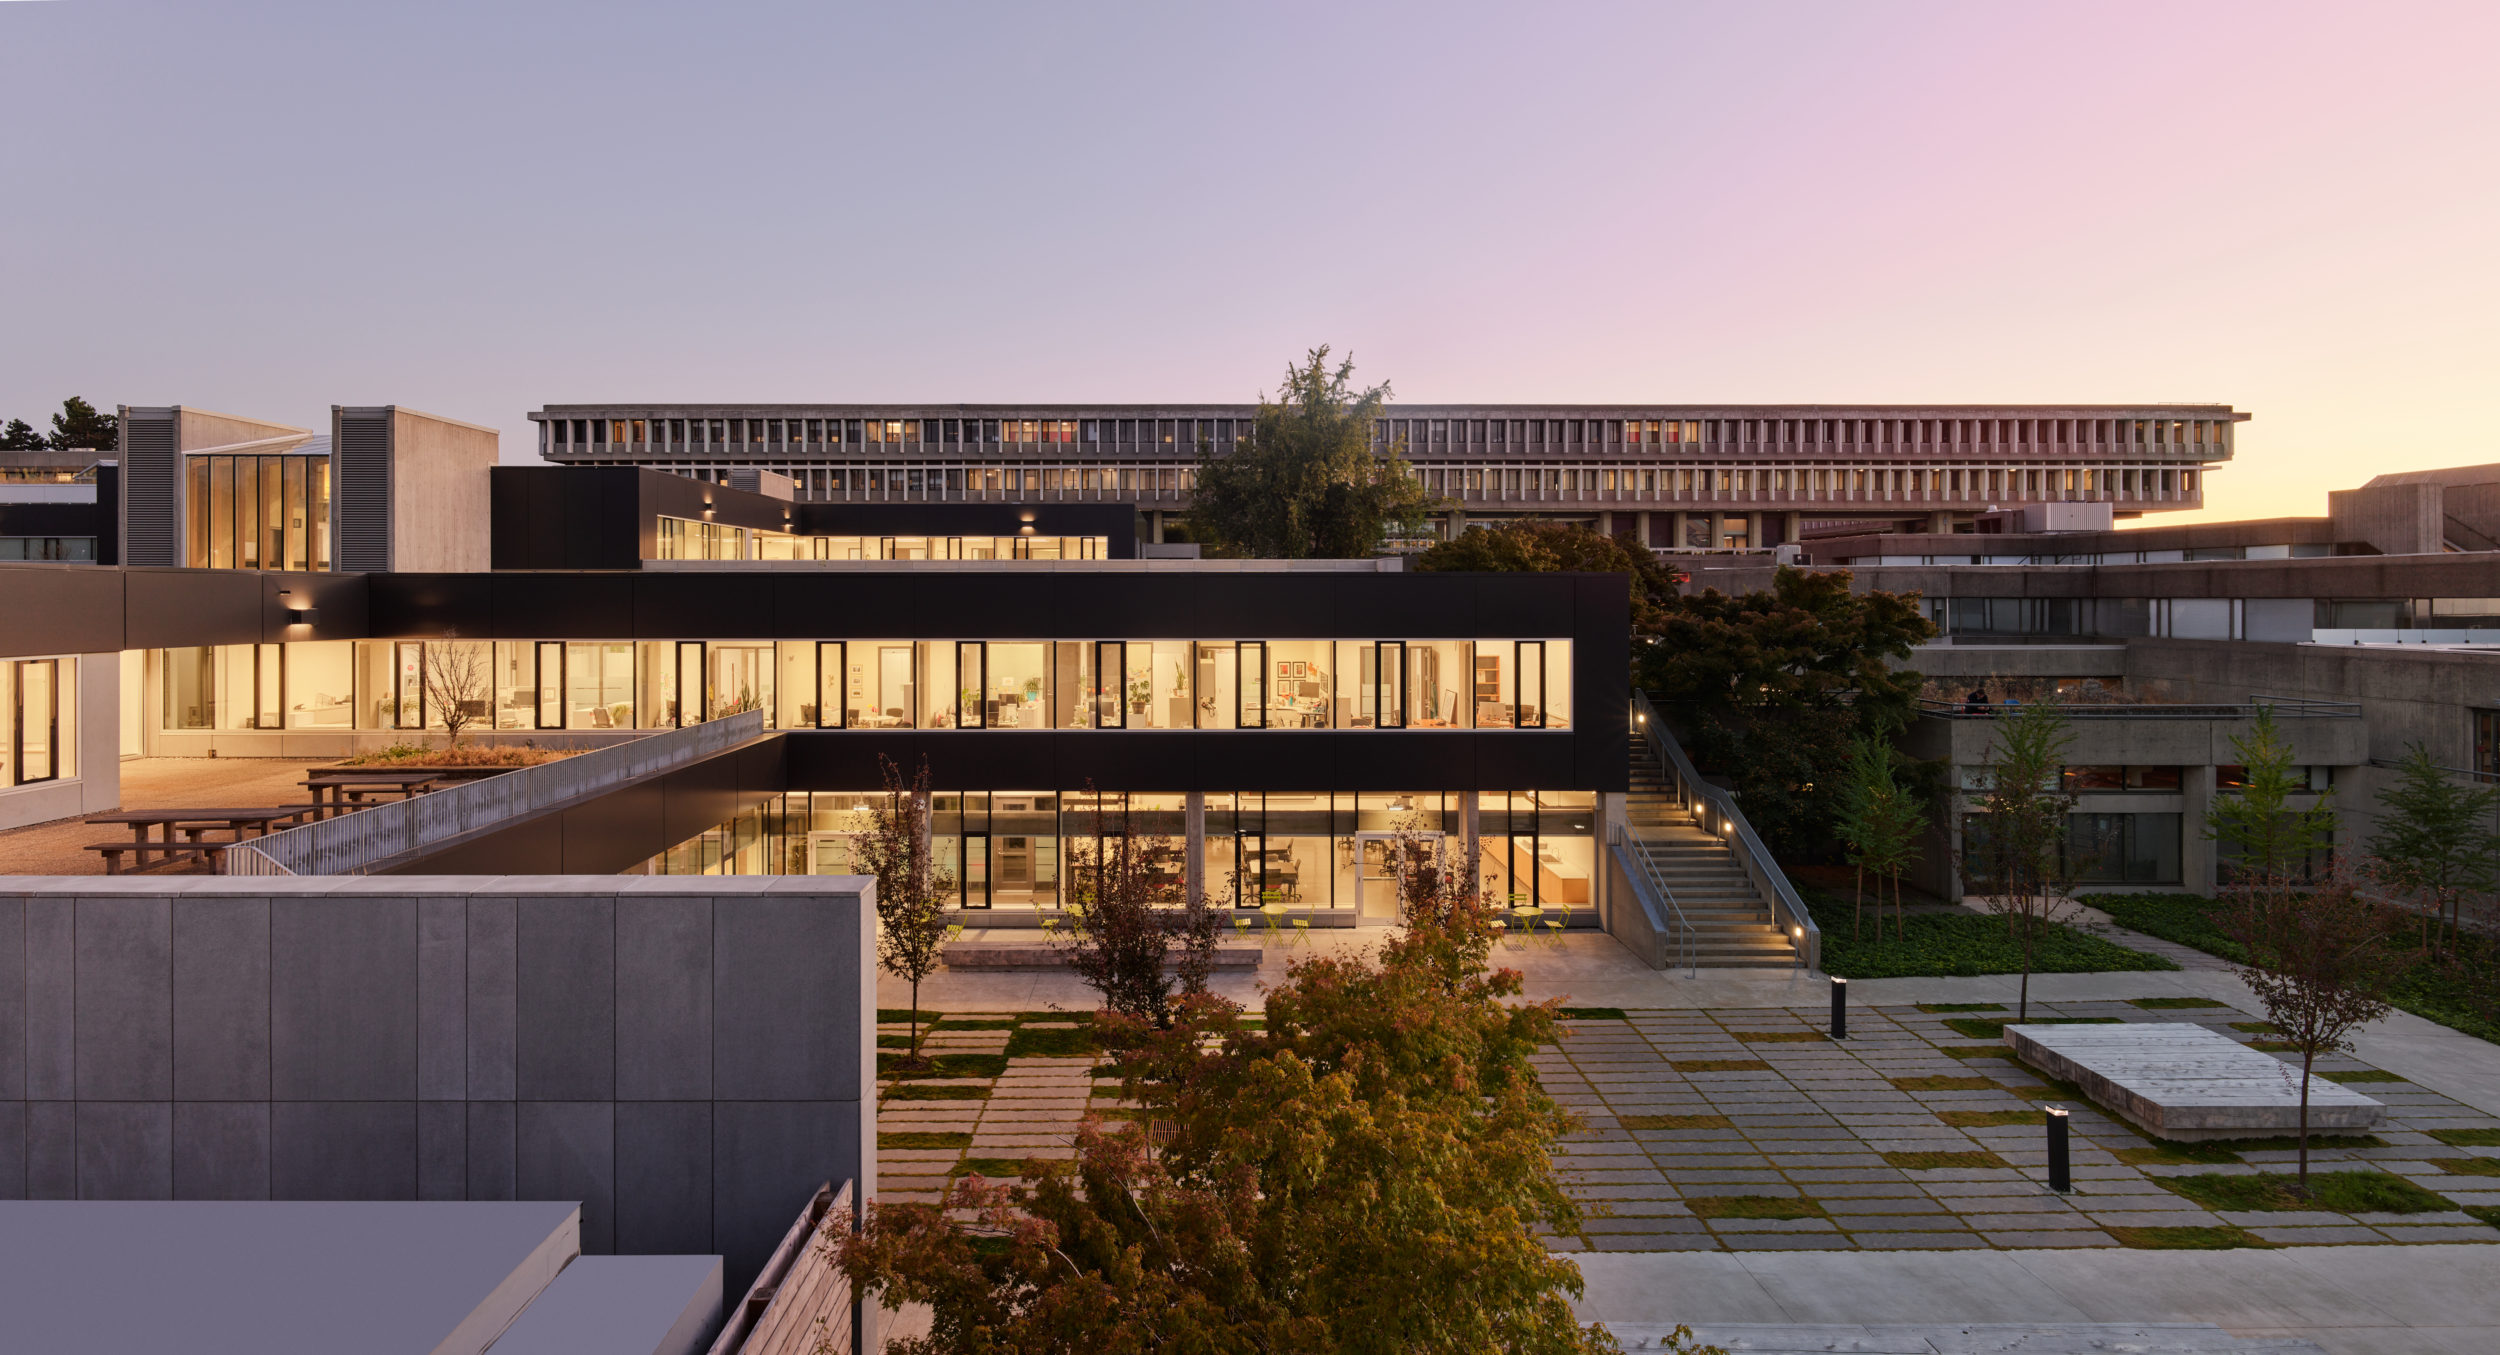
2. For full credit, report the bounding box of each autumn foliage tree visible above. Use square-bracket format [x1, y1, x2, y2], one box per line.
[1963, 698, 2085, 1022]
[830, 845, 1684, 1354]
[1414, 519, 1682, 628]
[1056, 794, 1217, 1028]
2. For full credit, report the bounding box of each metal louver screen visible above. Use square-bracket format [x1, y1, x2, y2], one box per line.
[336, 413, 392, 572]
[122, 413, 179, 566]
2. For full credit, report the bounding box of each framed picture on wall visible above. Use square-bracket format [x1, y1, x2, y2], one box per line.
[1278, 661, 1292, 679]
[1290, 660, 1307, 678]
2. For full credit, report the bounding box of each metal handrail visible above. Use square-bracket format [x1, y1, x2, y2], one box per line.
[1631, 689, 1820, 972]
[1608, 820, 1694, 977]
[1919, 695, 2362, 720]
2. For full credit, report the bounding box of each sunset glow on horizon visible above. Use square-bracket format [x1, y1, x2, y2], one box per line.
[3, 1, 2494, 529]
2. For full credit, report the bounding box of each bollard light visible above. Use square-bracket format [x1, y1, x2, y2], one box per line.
[2045, 1106, 2072, 1194]
[1829, 976, 1848, 1040]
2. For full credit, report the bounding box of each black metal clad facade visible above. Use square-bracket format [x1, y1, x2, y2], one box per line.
[118, 409, 179, 567]
[334, 408, 392, 573]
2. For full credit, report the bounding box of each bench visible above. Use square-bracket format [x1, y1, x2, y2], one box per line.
[85, 840, 224, 876]
[2005, 1021, 2385, 1141]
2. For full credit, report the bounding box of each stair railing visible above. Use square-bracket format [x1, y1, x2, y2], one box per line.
[1630, 691, 1821, 972]
[1607, 816, 1695, 976]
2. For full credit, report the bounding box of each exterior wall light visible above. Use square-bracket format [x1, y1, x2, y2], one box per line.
[278, 590, 317, 627]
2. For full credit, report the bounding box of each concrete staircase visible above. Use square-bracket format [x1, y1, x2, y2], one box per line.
[1624, 740, 1799, 969]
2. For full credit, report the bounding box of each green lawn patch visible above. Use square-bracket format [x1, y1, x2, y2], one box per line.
[881, 1084, 990, 1101]
[1892, 1075, 2002, 1092]
[2128, 997, 2231, 1010]
[2087, 892, 2500, 1045]
[2230, 1021, 2281, 1033]
[2156, 1170, 2455, 1214]
[2117, 1143, 2245, 1166]
[1014, 1010, 1074, 1022]
[880, 1052, 1009, 1080]
[2431, 1128, 2500, 1147]
[1807, 890, 2177, 979]
[878, 1008, 944, 1024]
[1673, 1059, 1772, 1073]
[2433, 1157, 2500, 1177]
[1686, 1195, 1825, 1220]
[2247, 1040, 2302, 1052]
[1620, 1114, 1736, 1131]
[1938, 1110, 2048, 1127]
[1558, 1007, 1628, 1020]
[2322, 1069, 2409, 1084]
[2467, 1206, 2500, 1230]
[1004, 1026, 1100, 1058]
[1735, 1030, 1826, 1043]
[879, 1132, 972, 1150]
[1917, 1002, 2006, 1013]
[2197, 1133, 2386, 1153]
[1883, 1150, 2010, 1170]
[2108, 1224, 2277, 1250]
[1942, 1016, 2123, 1041]
[932, 1018, 1018, 1030]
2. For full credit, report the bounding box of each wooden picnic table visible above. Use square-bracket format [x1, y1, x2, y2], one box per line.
[300, 771, 443, 815]
[82, 806, 324, 874]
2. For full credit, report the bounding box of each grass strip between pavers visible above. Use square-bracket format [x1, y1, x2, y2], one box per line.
[2432, 1157, 2500, 1177]
[1735, 1031, 1827, 1043]
[2155, 1170, 2456, 1214]
[2468, 1206, 2500, 1230]
[2432, 1128, 2500, 1147]
[2116, 1144, 2245, 1166]
[1917, 1002, 2006, 1013]
[881, 1052, 1011, 1081]
[952, 1156, 1044, 1179]
[1883, 1149, 2010, 1170]
[1944, 1046, 2019, 1060]
[2108, 1224, 2277, 1250]
[881, 1085, 990, 1101]
[1937, 1110, 2048, 1128]
[2230, 1021, 2281, 1033]
[1892, 1075, 2004, 1092]
[876, 1008, 943, 1024]
[1619, 1114, 1736, 1131]
[2321, 1069, 2409, 1084]
[879, 1132, 972, 1150]
[1557, 1007, 1628, 1020]
[2127, 997, 2233, 1010]
[1942, 1016, 2124, 1041]
[1671, 1059, 1773, 1073]
[1685, 1195, 1825, 1220]
[1004, 1026, 1101, 1058]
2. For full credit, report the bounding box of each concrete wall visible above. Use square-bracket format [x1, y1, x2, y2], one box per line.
[0, 653, 121, 833]
[2327, 481, 2443, 557]
[0, 876, 874, 1297]
[177, 409, 313, 454]
[392, 409, 497, 573]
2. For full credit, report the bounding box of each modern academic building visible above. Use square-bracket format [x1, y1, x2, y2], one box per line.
[3, 404, 1636, 940]
[530, 403, 2243, 550]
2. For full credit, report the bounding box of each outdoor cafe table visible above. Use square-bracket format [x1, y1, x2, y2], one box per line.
[300, 771, 444, 815]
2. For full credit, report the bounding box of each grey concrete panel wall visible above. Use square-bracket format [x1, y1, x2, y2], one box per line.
[0, 876, 873, 1299]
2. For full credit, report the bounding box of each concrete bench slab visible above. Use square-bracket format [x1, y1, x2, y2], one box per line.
[943, 943, 1263, 971]
[2004, 1022, 2383, 1141]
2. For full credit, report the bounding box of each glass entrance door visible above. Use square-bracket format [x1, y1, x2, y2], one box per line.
[1355, 831, 1440, 922]
[807, 831, 866, 877]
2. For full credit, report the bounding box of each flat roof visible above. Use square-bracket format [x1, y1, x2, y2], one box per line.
[0, 1200, 579, 1355]
[487, 1255, 723, 1355]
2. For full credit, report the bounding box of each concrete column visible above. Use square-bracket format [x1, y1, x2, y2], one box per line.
[1744, 512, 1762, 550]
[1151, 511, 1165, 544]
[2182, 766, 2217, 894]
[1596, 510, 1613, 537]
[1184, 792, 1206, 910]
[1671, 511, 1689, 550]
[1635, 510, 1652, 548]
[1929, 510, 1953, 533]
[1783, 511, 1803, 546]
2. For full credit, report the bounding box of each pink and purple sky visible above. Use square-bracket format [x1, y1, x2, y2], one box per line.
[3, 1, 2494, 525]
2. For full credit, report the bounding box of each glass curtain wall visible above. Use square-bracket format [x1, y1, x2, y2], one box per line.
[185, 454, 331, 570]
